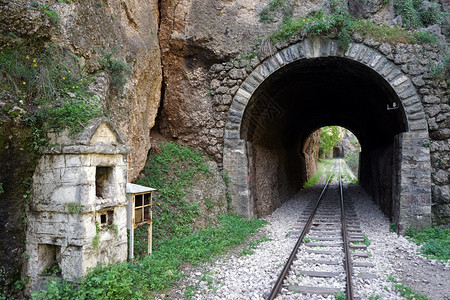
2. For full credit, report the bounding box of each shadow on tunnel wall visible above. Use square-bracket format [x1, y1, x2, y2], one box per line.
[241, 57, 409, 220]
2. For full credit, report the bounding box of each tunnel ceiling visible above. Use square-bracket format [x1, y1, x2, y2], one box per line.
[241, 57, 408, 151]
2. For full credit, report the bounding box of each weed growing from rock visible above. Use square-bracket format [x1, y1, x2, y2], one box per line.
[259, 0, 295, 24]
[430, 54, 450, 84]
[259, 0, 444, 53]
[0, 36, 103, 145]
[99, 46, 131, 94]
[394, 0, 449, 29]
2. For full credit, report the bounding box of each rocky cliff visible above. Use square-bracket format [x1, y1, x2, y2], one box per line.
[1, 0, 161, 294]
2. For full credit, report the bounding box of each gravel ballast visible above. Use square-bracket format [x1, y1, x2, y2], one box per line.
[156, 177, 449, 299]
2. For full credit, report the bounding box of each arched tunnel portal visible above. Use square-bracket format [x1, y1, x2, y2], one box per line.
[223, 38, 432, 230]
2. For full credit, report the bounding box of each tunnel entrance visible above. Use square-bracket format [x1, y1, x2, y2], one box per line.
[242, 56, 404, 219]
[223, 38, 432, 230]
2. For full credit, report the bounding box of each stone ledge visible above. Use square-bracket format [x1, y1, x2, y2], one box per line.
[45, 145, 130, 155]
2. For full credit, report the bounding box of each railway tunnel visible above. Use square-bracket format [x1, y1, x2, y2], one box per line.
[240, 56, 405, 219]
[223, 39, 432, 229]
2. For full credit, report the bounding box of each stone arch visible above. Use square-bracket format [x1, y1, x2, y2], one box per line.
[223, 37, 431, 229]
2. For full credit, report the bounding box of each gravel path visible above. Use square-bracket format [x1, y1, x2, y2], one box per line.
[156, 162, 449, 300]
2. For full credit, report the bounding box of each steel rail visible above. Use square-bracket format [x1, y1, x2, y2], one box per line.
[339, 160, 354, 300]
[266, 164, 336, 300]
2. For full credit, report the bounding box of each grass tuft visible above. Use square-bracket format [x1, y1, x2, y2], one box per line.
[303, 159, 334, 188]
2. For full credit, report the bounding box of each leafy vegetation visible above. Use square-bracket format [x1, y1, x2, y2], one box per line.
[183, 271, 218, 299]
[341, 165, 353, 182]
[393, 0, 448, 29]
[260, 0, 444, 53]
[135, 142, 210, 245]
[303, 237, 318, 243]
[334, 291, 346, 300]
[99, 46, 131, 94]
[0, 35, 103, 145]
[430, 54, 450, 84]
[66, 202, 83, 214]
[353, 234, 371, 247]
[266, 0, 418, 51]
[390, 222, 397, 233]
[31, 214, 267, 299]
[29, 2, 59, 26]
[345, 151, 359, 175]
[240, 236, 271, 256]
[404, 226, 450, 261]
[319, 126, 341, 158]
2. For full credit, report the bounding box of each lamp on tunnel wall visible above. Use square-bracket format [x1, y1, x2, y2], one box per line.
[126, 183, 156, 260]
[387, 102, 399, 111]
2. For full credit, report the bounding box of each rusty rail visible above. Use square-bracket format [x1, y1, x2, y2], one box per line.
[266, 165, 335, 300]
[339, 160, 354, 300]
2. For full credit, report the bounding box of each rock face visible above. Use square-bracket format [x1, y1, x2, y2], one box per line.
[0, 0, 162, 181]
[0, 0, 161, 294]
[158, 0, 271, 160]
[303, 130, 321, 180]
[54, 0, 162, 181]
[0, 120, 35, 296]
[348, 0, 395, 23]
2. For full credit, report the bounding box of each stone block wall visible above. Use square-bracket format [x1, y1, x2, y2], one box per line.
[26, 119, 129, 292]
[393, 132, 433, 231]
[204, 37, 448, 225]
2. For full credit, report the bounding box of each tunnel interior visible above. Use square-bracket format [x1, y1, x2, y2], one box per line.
[241, 57, 408, 218]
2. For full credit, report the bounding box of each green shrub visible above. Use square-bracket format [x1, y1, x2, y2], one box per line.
[265, 0, 439, 51]
[394, 0, 449, 29]
[135, 142, 210, 243]
[29, 2, 59, 26]
[414, 30, 437, 43]
[99, 47, 131, 94]
[353, 20, 415, 44]
[418, 2, 449, 27]
[334, 291, 346, 300]
[393, 0, 423, 28]
[390, 222, 397, 232]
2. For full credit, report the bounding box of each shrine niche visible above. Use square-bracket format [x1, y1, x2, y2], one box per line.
[26, 118, 129, 291]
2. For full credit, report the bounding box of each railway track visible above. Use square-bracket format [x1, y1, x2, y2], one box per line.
[267, 159, 376, 300]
